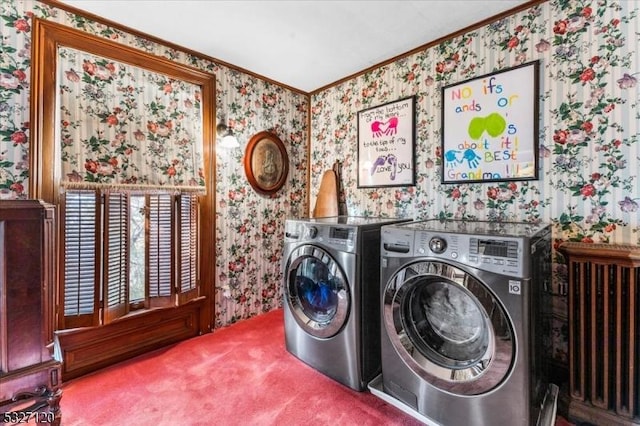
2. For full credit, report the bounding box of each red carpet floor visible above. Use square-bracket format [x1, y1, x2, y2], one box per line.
[60, 309, 423, 425]
[60, 309, 574, 425]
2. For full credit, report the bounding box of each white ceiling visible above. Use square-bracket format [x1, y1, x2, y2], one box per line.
[57, 0, 529, 93]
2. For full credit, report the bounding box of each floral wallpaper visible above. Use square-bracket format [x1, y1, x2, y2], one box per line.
[58, 46, 205, 190]
[309, 0, 639, 366]
[0, 1, 308, 328]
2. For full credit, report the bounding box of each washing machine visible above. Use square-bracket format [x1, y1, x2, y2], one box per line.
[372, 219, 558, 425]
[283, 216, 409, 391]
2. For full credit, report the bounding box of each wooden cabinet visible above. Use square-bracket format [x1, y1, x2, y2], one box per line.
[0, 200, 61, 425]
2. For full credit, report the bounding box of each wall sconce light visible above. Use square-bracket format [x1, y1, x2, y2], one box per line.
[216, 117, 239, 149]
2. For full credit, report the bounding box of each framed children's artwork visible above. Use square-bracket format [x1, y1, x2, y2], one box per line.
[357, 96, 415, 188]
[441, 61, 540, 184]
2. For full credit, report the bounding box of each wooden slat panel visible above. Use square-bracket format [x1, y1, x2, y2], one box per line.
[622, 268, 637, 417]
[147, 193, 173, 307]
[61, 191, 100, 328]
[103, 192, 129, 324]
[602, 265, 610, 409]
[178, 193, 198, 305]
[568, 259, 580, 399]
[590, 262, 598, 406]
[616, 265, 624, 416]
[578, 261, 586, 400]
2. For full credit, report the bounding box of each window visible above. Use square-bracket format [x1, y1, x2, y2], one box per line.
[29, 19, 216, 341]
[60, 189, 199, 329]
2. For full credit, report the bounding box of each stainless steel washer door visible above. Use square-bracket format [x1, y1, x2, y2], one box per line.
[286, 245, 350, 339]
[384, 260, 514, 395]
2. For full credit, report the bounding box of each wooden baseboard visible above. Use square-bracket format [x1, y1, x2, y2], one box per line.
[55, 299, 205, 381]
[569, 399, 640, 426]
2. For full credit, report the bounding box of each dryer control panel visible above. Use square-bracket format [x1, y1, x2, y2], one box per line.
[285, 221, 357, 252]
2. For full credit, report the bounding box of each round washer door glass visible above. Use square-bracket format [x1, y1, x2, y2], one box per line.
[411, 280, 488, 365]
[384, 260, 514, 395]
[286, 245, 349, 338]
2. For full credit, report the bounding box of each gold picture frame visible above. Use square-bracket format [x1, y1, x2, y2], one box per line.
[243, 131, 289, 195]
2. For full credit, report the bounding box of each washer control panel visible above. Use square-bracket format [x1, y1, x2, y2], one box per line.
[428, 237, 447, 254]
[466, 237, 522, 275]
[382, 228, 525, 277]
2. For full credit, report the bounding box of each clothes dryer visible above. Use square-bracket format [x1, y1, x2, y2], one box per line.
[374, 219, 558, 425]
[283, 216, 409, 391]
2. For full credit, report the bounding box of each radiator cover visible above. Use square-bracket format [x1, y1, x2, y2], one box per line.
[559, 242, 640, 426]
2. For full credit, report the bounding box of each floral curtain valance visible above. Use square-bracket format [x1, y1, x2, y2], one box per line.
[57, 47, 205, 193]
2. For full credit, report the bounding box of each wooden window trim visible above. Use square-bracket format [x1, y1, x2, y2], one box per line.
[30, 18, 216, 335]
